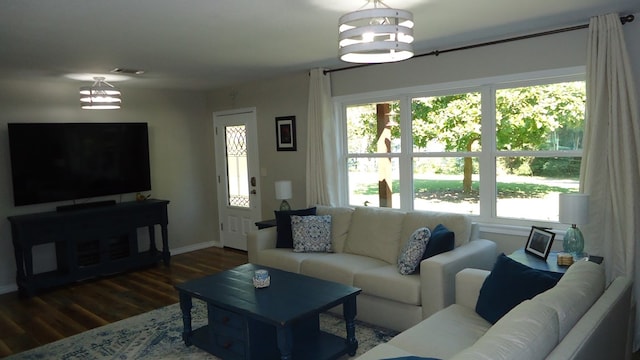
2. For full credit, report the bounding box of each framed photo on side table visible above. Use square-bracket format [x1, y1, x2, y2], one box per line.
[275, 116, 296, 151]
[525, 226, 556, 260]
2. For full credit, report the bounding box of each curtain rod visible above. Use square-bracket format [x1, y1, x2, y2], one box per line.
[325, 14, 635, 75]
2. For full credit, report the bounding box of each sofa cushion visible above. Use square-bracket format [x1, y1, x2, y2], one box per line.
[452, 300, 559, 360]
[354, 265, 421, 306]
[475, 254, 562, 324]
[291, 215, 332, 253]
[398, 227, 431, 274]
[257, 249, 326, 273]
[401, 211, 472, 249]
[300, 253, 388, 285]
[275, 207, 316, 248]
[421, 224, 454, 260]
[316, 205, 354, 253]
[532, 260, 605, 340]
[389, 304, 491, 359]
[344, 207, 405, 264]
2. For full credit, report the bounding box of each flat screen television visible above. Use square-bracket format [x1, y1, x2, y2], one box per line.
[8, 122, 151, 206]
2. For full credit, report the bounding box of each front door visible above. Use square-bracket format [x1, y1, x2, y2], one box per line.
[214, 108, 261, 250]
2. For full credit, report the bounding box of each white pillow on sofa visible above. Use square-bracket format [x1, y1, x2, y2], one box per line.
[344, 207, 405, 264]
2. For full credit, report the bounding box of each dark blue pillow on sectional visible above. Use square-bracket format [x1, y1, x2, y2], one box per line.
[476, 253, 563, 324]
[421, 224, 455, 260]
[274, 207, 316, 248]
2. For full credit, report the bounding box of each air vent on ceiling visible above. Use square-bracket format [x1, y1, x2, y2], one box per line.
[111, 68, 145, 75]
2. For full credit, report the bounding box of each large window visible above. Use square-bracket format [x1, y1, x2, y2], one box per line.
[339, 70, 585, 225]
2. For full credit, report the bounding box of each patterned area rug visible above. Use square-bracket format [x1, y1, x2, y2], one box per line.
[8, 300, 397, 359]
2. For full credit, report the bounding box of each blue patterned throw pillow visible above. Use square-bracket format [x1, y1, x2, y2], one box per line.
[291, 215, 333, 253]
[397, 227, 431, 275]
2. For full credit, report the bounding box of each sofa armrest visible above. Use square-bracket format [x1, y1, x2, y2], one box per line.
[455, 268, 490, 310]
[247, 227, 277, 264]
[420, 238, 497, 319]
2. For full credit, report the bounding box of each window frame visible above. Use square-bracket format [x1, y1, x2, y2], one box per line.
[334, 67, 585, 227]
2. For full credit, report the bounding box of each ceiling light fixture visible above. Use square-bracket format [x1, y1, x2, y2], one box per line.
[338, 0, 414, 64]
[79, 77, 122, 110]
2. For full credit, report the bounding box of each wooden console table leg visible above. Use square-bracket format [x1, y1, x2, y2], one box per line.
[161, 224, 171, 266]
[179, 292, 193, 346]
[147, 225, 158, 253]
[343, 296, 358, 356]
[276, 326, 293, 360]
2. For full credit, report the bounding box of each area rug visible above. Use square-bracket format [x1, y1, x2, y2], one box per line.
[8, 300, 397, 359]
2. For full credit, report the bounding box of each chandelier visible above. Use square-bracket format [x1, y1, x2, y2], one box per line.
[338, 0, 414, 63]
[79, 77, 122, 110]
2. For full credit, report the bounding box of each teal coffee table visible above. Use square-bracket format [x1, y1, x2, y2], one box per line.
[175, 263, 361, 360]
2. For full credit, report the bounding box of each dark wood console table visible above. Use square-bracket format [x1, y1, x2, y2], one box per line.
[7, 199, 170, 297]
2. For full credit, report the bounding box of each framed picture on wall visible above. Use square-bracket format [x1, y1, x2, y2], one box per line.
[276, 116, 296, 151]
[525, 226, 556, 260]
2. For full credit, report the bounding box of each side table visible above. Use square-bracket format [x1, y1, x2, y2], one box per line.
[508, 249, 568, 274]
[509, 249, 604, 275]
[255, 219, 277, 229]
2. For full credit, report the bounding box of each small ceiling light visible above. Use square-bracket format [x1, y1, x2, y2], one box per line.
[338, 0, 414, 63]
[79, 76, 122, 110]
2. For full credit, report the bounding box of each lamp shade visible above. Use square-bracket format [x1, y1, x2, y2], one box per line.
[338, 4, 414, 63]
[275, 180, 292, 200]
[559, 193, 589, 225]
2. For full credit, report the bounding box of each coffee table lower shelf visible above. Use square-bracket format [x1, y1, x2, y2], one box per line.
[187, 323, 351, 360]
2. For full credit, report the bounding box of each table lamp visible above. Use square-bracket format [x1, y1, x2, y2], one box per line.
[559, 193, 589, 256]
[275, 180, 292, 211]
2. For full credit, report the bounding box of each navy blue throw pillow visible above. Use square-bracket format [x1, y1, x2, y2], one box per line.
[274, 207, 316, 248]
[476, 253, 563, 324]
[422, 224, 454, 260]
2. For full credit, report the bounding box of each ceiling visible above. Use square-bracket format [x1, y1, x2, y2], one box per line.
[1, 0, 638, 91]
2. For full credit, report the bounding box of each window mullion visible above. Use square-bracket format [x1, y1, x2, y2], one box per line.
[479, 85, 496, 221]
[399, 96, 413, 210]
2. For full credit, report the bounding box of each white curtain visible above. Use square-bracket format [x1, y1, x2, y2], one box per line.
[581, 13, 640, 350]
[306, 68, 338, 206]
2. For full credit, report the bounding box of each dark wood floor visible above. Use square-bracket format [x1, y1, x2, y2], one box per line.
[0, 246, 248, 358]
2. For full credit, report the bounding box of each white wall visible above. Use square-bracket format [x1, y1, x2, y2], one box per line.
[0, 79, 215, 292]
[330, 28, 587, 97]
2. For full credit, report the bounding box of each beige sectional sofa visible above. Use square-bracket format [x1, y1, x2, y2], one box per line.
[247, 205, 497, 332]
[356, 259, 633, 360]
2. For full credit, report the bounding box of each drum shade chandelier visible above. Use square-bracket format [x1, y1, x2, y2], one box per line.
[79, 76, 122, 109]
[338, 0, 414, 63]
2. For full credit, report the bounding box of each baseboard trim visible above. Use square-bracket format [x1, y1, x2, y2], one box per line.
[0, 284, 18, 295]
[170, 241, 221, 255]
[0, 241, 223, 295]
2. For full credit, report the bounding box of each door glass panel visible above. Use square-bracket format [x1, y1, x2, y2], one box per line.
[225, 125, 250, 208]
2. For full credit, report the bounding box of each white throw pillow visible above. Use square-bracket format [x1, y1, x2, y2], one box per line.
[291, 215, 332, 253]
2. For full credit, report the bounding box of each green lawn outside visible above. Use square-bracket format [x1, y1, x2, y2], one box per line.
[355, 178, 576, 203]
